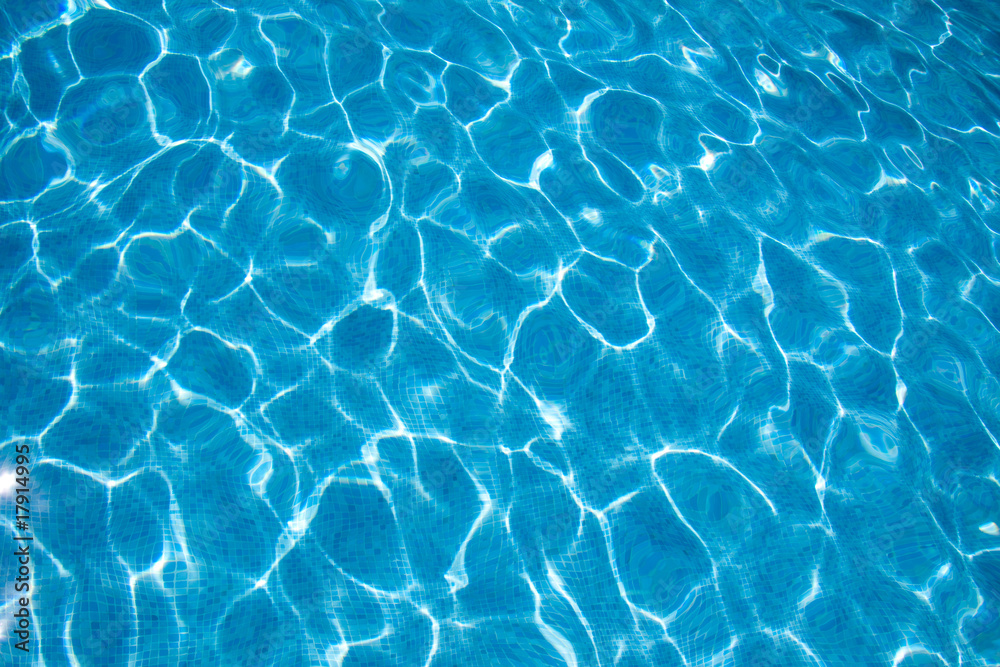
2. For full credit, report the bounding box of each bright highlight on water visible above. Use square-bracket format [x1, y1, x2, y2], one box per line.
[0, 0, 999, 665]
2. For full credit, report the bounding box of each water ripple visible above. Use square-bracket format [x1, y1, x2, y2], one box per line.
[1, 0, 999, 665]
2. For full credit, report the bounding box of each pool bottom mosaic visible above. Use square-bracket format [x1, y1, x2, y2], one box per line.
[2, 0, 1000, 664]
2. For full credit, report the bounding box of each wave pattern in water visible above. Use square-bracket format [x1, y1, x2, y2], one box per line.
[1, 0, 1000, 665]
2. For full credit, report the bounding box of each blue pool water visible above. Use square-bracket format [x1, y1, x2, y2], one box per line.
[1, 0, 1000, 664]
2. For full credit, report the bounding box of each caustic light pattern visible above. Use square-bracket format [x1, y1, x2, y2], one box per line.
[1, 0, 1000, 665]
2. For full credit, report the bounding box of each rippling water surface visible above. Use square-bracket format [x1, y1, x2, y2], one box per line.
[1, 0, 1000, 664]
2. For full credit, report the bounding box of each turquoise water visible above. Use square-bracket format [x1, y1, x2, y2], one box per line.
[1, 0, 1000, 664]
